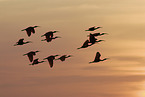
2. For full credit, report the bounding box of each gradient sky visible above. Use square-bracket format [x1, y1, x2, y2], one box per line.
[1, 0, 145, 97]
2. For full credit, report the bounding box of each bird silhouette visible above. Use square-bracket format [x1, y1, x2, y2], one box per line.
[89, 52, 108, 63]
[41, 36, 61, 42]
[43, 55, 59, 68]
[14, 38, 32, 46]
[85, 26, 102, 31]
[89, 33, 98, 44]
[41, 31, 58, 38]
[21, 26, 39, 37]
[77, 40, 92, 49]
[23, 51, 39, 62]
[89, 33, 104, 45]
[29, 58, 45, 65]
[56, 55, 72, 61]
[87, 32, 108, 37]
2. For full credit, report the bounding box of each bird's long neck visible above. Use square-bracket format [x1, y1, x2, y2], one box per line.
[77, 47, 81, 49]
[89, 61, 94, 64]
[23, 54, 27, 56]
[21, 29, 25, 31]
[35, 51, 39, 53]
[96, 40, 104, 43]
[34, 26, 38, 28]
[101, 58, 108, 61]
[67, 55, 72, 58]
[100, 33, 107, 35]
[39, 61, 45, 63]
[25, 41, 32, 44]
[85, 30, 89, 31]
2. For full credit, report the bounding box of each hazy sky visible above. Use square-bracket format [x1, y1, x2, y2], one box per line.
[1, 0, 145, 97]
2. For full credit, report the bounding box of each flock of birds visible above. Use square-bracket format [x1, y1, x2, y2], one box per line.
[14, 26, 108, 68]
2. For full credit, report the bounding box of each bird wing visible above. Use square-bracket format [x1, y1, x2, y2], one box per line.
[48, 57, 54, 68]
[26, 28, 31, 37]
[82, 40, 89, 47]
[31, 28, 35, 33]
[18, 39, 24, 43]
[32, 59, 38, 64]
[27, 53, 33, 62]
[89, 34, 97, 44]
[94, 52, 101, 62]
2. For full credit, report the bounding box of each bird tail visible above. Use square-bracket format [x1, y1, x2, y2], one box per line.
[26, 41, 32, 43]
[40, 61, 46, 63]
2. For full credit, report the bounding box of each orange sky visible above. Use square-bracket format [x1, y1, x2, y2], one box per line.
[1, 0, 145, 97]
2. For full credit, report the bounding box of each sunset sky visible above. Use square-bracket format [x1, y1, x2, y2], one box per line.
[1, 0, 145, 97]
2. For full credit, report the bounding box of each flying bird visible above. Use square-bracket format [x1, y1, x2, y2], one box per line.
[21, 26, 39, 37]
[87, 32, 108, 37]
[23, 51, 39, 62]
[89, 52, 108, 63]
[43, 55, 59, 68]
[77, 40, 92, 49]
[41, 31, 58, 38]
[41, 36, 61, 42]
[14, 38, 32, 46]
[56, 55, 72, 61]
[85, 26, 102, 31]
[29, 58, 45, 65]
[89, 33, 98, 44]
[89, 33, 104, 45]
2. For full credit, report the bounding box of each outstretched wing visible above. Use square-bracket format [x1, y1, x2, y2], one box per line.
[48, 58, 54, 68]
[27, 53, 33, 62]
[94, 52, 101, 62]
[89, 34, 97, 44]
[82, 40, 89, 47]
[31, 28, 35, 33]
[32, 59, 38, 64]
[18, 39, 24, 43]
[26, 28, 31, 37]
